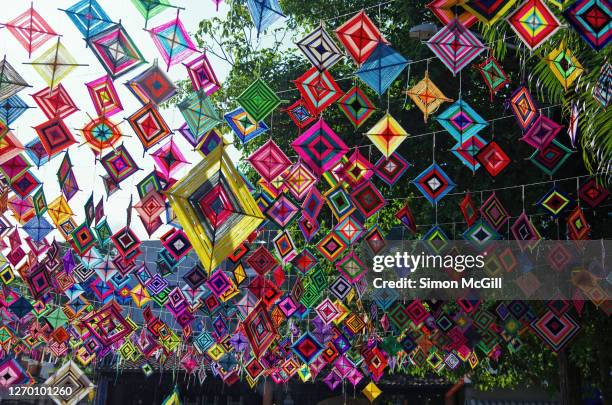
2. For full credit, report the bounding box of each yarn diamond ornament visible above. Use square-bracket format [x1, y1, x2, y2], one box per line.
[0, 58, 30, 101]
[297, 22, 344, 71]
[335, 10, 385, 65]
[149, 14, 197, 70]
[366, 113, 409, 158]
[31, 84, 79, 119]
[43, 361, 93, 405]
[362, 381, 382, 403]
[480, 192, 509, 230]
[594, 62, 612, 107]
[63, 0, 114, 39]
[87, 23, 146, 79]
[451, 134, 486, 171]
[427, 19, 486, 75]
[507, 0, 561, 50]
[126, 62, 177, 105]
[427, 0, 478, 28]
[294, 67, 342, 115]
[246, 0, 284, 37]
[292, 332, 324, 364]
[375, 152, 410, 186]
[85, 75, 123, 117]
[5, 5, 57, 57]
[356, 42, 409, 95]
[292, 119, 348, 175]
[131, 0, 173, 27]
[351, 181, 386, 218]
[563, 0, 611, 51]
[238, 79, 281, 122]
[128, 103, 172, 150]
[546, 41, 584, 91]
[0, 95, 29, 125]
[81, 116, 122, 155]
[521, 115, 563, 150]
[509, 86, 539, 129]
[224, 108, 269, 144]
[151, 138, 189, 179]
[179, 90, 223, 138]
[286, 99, 315, 129]
[285, 162, 316, 200]
[476, 56, 509, 101]
[531, 311, 580, 352]
[248, 139, 292, 182]
[100, 144, 140, 186]
[34, 117, 77, 157]
[407, 71, 452, 122]
[476, 141, 512, 177]
[184, 53, 220, 95]
[30, 40, 80, 88]
[537, 187, 571, 217]
[579, 178, 609, 208]
[460, 192, 479, 227]
[529, 139, 572, 175]
[436, 99, 488, 141]
[464, 0, 517, 25]
[166, 144, 264, 272]
[412, 163, 455, 205]
[242, 301, 278, 358]
[337, 86, 376, 128]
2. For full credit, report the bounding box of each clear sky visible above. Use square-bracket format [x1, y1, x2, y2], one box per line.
[4, 0, 235, 240]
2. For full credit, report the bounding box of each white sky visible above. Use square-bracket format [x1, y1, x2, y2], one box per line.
[5, 0, 238, 240]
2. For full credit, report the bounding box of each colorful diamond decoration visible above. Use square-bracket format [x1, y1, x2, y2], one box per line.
[238, 79, 281, 122]
[179, 90, 223, 138]
[412, 163, 455, 205]
[563, 0, 611, 51]
[34, 117, 77, 157]
[476, 56, 509, 101]
[375, 152, 410, 186]
[242, 301, 278, 358]
[476, 140, 512, 177]
[246, 0, 284, 36]
[546, 41, 584, 91]
[531, 311, 580, 352]
[579, 178, 609, 208]
[85, 75, 123, 117]
[407, 71, 453, 122]
[63, 0, 114, 39]
[128, 102, 172, 150]
[351, 182, 386, 218]
[464, 0, 517, 25]
[356, 42, 409, 95]
[0, 58, 29, 101]
[480, 192, 509, 230]
[507, 0, 561, 50]
[297, 22, 344, 71]
[87, 23, 147, 79]
[184, 53, 221, 96]
[126, 62, 177, 105]
[521, 115, 562, 150]
[294, 67, 342, 116]
[451, 134, 487, 171]
[266, 195, 300, 228]
[148, 15, 197, 70]
[224, 107, 269, 144]
[292, 119, 348, 175]
[286, 99, 315, 129]
[100, 144, 140, 185]
[166, 145, 264, 272]
[427, 0, 478, 28]
[437, 99, 488, 142]
[335, 10, 384, 65]
[537, 187, 571, 217]
[337, 86, 376, 128]
[292, 332, 324, 364]
[509, 86, 539, 129]
[248, 139, 292, 182]
[31, 84, 79, 119]
[366, 113, 409, 158]
[5, 5, 57, 57]
[529, 139, 572, 175]
[427, 19, 486, 75]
